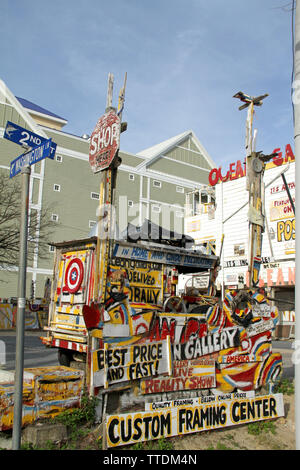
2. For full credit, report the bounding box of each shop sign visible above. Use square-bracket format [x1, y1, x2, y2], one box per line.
[89, 110, 120, 172]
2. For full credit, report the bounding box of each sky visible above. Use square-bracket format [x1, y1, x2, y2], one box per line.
[0, 0, 295, 169]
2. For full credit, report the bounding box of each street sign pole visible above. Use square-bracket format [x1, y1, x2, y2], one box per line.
[12, 164, 31, 450]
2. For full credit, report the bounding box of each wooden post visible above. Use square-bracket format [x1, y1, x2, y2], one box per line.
[233, 91, 268, 288]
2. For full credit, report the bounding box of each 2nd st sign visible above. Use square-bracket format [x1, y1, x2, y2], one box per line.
[4, 121, 57, 159]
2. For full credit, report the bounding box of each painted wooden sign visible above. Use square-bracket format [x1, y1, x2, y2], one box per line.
[140, 358, 216, 394]
[145, 390, 255, 411]
[89, 110, 121, 173]
[112, 243, 217, 269]
[105, 393, 284, 447]
[108, 262, 163, 305]
[92, 339, 172, 388]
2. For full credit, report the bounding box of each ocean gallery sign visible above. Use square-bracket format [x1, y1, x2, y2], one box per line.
[208, 144, 294, 186]
[105, 393, 284, 447]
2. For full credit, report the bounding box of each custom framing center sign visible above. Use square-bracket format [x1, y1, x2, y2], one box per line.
[105, 393, 284, 448]
[89, 110, 121, 173]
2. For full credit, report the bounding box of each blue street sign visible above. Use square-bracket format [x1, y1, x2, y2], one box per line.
[4, 121, 56, 159]
[10, 139, 52, 178]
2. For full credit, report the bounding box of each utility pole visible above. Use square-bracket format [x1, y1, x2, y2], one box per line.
[233, 91, 269, 288]
[293, 0, 300, 451]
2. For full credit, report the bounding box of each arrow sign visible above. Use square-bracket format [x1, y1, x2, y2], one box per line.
[4, 121, 56, 159]
[10, 139, 52, 178]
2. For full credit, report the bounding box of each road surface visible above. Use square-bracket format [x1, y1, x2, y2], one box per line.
[0, 330, 58, 371]
[0, 330, 295, 380]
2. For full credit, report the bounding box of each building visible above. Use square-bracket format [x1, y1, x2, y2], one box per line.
[184, 148, 295, 338]
[0, 79, 216, 298]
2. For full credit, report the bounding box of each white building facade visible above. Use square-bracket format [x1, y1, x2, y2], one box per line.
[184, 146, 295, 338]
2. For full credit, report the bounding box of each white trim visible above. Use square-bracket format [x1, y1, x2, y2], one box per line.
[141, 197, 183, 209]
[54, 145, 88, 161]
[39, 125, 87, 143]
[144, 168, 207, 189]
[27, 266, 53, 275]
[0, 80, 50, 140]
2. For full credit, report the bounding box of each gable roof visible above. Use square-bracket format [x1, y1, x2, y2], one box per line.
[16, 96, 68, 126]
[135, 130, 216, 171]
[137, 130, 191, 160]
[0, 79, 51, 140]
[16, 97, 67, 122]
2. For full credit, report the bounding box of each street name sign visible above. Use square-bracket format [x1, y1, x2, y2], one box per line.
[89, 110, 121, 173]
[10, 139, 52, 178]
[4, 121, 57, 159]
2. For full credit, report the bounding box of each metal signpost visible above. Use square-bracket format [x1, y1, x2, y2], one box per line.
[3, 123, 56, 449]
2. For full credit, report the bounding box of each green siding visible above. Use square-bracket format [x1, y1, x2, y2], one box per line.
[0, 103, 27, 129]
[0, 136, 23, 167]
[150, 179, 185, 207]
[164, 146, 212, 170]
[148, 158, 210, 183]
[119, 151, 145, 168]
[44, 129, 89, 155]
[31, 178, 40, 205]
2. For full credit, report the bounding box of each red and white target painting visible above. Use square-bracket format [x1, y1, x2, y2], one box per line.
[64, 258, 84, 294]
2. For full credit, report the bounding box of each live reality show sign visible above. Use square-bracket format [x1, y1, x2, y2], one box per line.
[89, 110, 121, 173]
[105, 393, 284, 448]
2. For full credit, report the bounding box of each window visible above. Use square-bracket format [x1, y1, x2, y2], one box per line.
[153, 180, 162, 188]
[56, 155, 63, 163]
[91, 192, 100, 200]
[53, 184, 61, 192]
[200, 192, 208, 204]
[129, 174, 135, 181]
[234, 244, 245, 256]
[51, 214, 59, 222]
[89, 220, 96, 228]
[176, 186, 184, 193]
[128, 200, 134, 207]
[49, 245, 55, 253]
[152, 205, 161, 213]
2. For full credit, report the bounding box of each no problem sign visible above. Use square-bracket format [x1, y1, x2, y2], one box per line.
[105, 393, 284, 448]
